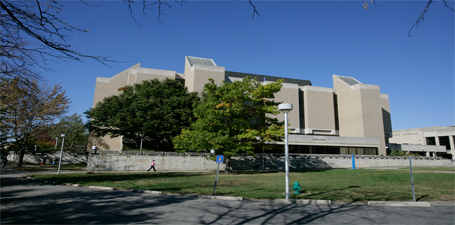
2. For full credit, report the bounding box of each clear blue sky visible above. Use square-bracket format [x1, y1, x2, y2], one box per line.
[41, 0, 454, 130]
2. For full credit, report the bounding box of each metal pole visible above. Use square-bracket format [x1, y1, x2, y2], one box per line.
[262, 147, 265, 172]
[351, 153, 356, 170]
[140, 137, 143, 150]
[55, 138, 58, 149]
[213, 163, 220, 195]
[409, 156, 416, 202]
[284, 112, 290, 200]
[57, 137, 65, 174]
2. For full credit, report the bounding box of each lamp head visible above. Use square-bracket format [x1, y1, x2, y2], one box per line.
[61, 134, 67, 138]
[278, 103, 293, 113]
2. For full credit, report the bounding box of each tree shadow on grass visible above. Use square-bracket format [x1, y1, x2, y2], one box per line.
[33, 172, 212, 185]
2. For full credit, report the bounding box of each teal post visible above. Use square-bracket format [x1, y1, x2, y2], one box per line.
[351, 154, 356, 170]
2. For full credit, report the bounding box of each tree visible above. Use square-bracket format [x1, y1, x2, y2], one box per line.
[85, 78, 199, 151]
[172, 77, 285, 171]
[49, 113, 88, 149]
[0, 0, 121, 83]
[363, 0, 454, 36]
[1, 0, 452, 83]
[0, 77, 70, 167]
[0, 0, 254, 83]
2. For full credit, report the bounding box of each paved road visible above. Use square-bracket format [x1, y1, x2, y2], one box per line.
[1, 167, 454, 224]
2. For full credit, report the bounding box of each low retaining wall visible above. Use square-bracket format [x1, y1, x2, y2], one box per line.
[11, 150, 449, 171]
[7, 151, 88, 165]
[86, 152, 452, 171]
[231, 154, 452, 170]
[87, 152, 224, 171]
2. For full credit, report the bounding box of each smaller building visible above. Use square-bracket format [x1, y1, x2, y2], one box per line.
[388, 126, 455, 159]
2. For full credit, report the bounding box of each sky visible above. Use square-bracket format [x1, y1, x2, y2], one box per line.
[39, 0, 454, 130]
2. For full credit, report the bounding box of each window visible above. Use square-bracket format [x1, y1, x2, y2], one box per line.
[439, 136, 451, 150]
[299, 90, 305, 129]
[340, 147, 348, 154]
[426, 137, 436, 145]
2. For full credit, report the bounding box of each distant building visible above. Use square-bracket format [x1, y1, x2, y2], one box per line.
[89, 56, 392, 155]
[388, 126, 455, 159]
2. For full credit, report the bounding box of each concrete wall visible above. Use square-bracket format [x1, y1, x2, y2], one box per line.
[269, 82, 300, 131]
[84, 152, 451, 171]
[87, 152, 225, 171]
[184, 56, 225, 93]
[380, 94, 392, 138]
[302, 86, 336, 135]
[333, 75, 388, 156]
[231, 154, 452, 170]
[7, 151, 88, 165]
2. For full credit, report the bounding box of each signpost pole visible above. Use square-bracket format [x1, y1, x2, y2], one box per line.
[213, 155, 223, 196]
[213, 163, 220, 195]
[409, 156, 416, 202]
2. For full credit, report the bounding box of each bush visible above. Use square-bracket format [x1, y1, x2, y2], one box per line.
[388, 149, 420, 156]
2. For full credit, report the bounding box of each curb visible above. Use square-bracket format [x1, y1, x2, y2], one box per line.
[89, 186, 117, 190]
[274, 199, 332, 205]
[296, 199, 332, 205]
[198, 195, 244, 201]
[368, 201, 431, 207]
[132, 189, 163, 195]
[44, 181, 58, 185]
[63, 183, 82, 187]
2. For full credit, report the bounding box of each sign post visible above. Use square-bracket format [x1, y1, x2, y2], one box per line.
[409, 156, 416, 202]
[213, 155, 224, 195]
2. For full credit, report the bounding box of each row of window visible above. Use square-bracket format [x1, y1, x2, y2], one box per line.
[254, 145, 378, 155]
[425, 136, 454, 150]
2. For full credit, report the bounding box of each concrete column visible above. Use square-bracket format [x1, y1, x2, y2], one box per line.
[449, 136, 455, 160]
[449, 136, 454, 151]
[426, 151, 430, 157]
[435, 136, 440, 146]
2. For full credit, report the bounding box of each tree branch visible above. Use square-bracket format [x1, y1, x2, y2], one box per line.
[408, 0, 433, 36]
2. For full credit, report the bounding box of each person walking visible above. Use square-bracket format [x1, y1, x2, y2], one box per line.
[41, 156, 47, 167]
[147, 160, 156, 172]
[2, 157, 8, 168]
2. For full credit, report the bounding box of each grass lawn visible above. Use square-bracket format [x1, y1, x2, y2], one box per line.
[10, 163, 87, 172]
[32, 168, 455, 202]
[397, 166, 455, 172]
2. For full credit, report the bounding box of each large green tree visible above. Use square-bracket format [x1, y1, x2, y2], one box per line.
[0, 78, 70, 166]
[173, 77, 285, 163]
[49, 113, 88, 149]
[85, 78, 199, 150]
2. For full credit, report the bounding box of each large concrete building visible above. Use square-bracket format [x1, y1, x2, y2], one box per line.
[388, 126, 455, 159]
[90, 56, 392, 155]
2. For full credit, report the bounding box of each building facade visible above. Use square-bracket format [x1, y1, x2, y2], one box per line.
[388, 126, 455, 159]
[89, 56, 392, 155]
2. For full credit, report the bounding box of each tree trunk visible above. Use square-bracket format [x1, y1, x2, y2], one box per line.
[16, 147, 25, 167]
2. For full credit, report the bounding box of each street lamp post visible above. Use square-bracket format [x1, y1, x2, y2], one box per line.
[140, 134, 144, 150]
[55, 137, 58, 149]
[57, 134, 66, 174]
[279, 103, 293, 200]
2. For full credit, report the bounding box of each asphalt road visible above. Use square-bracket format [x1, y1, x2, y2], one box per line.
[1, 167, 454, 225]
